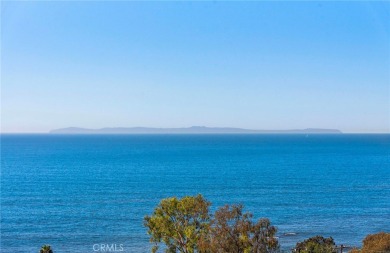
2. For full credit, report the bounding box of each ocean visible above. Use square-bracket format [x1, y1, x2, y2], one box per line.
[1, 134, 389, 252]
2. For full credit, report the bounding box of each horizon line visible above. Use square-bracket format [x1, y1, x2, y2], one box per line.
[1, 132, 390, 134]
[1, 126, 390, 134]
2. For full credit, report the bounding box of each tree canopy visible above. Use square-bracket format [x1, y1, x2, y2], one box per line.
[199, 204, 279, 253]
[349, 232, 390, 253]
[144, 195, 279, 253]
[293, 236, 336, 253]
[144, 194, 211, 253]
[39, 245, 53, 253]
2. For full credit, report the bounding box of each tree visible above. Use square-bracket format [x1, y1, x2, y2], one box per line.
[199, 204, 279, 253]
[144, 194, 211, 253]
[293, 236, 336, 253]
[348, 232, 390, 253]
[40, 245, 53, 253]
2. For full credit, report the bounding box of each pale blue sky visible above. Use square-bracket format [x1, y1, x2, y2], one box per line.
[1, 1, 389, 133]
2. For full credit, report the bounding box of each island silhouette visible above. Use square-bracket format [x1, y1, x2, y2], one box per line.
[50, 126, 342, 134]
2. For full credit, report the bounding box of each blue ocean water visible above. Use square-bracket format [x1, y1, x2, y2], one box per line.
[1, 134, 389, 252]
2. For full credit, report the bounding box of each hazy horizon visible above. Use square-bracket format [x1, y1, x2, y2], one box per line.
[0, 124, 389, 134]
[3, 125, 390, 134]
[1, 125, 389, 134]
[2, 2, 389, 133]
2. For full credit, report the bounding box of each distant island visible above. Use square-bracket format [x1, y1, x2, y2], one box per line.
[49, 126, 342, 134]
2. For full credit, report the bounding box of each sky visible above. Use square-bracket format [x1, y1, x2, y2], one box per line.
[1, 1, 389, 133]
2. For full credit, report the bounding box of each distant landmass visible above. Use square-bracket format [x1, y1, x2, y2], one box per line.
[49, 126, 342, 134]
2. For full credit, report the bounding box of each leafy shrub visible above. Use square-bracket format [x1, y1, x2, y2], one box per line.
[293, 236, 336, 253]
[40, 245, 53, 253]
[348, 232, 390, 253]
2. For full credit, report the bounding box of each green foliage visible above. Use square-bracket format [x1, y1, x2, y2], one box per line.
[293, 236, 336, 253]
[144, 194, 211, 253]
[144, 196, 279, 253]
[40, 245, 53, 253]
[199, 204, 279, 253]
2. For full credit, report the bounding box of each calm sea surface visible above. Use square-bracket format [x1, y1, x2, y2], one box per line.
[1, 134, 389, 252]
